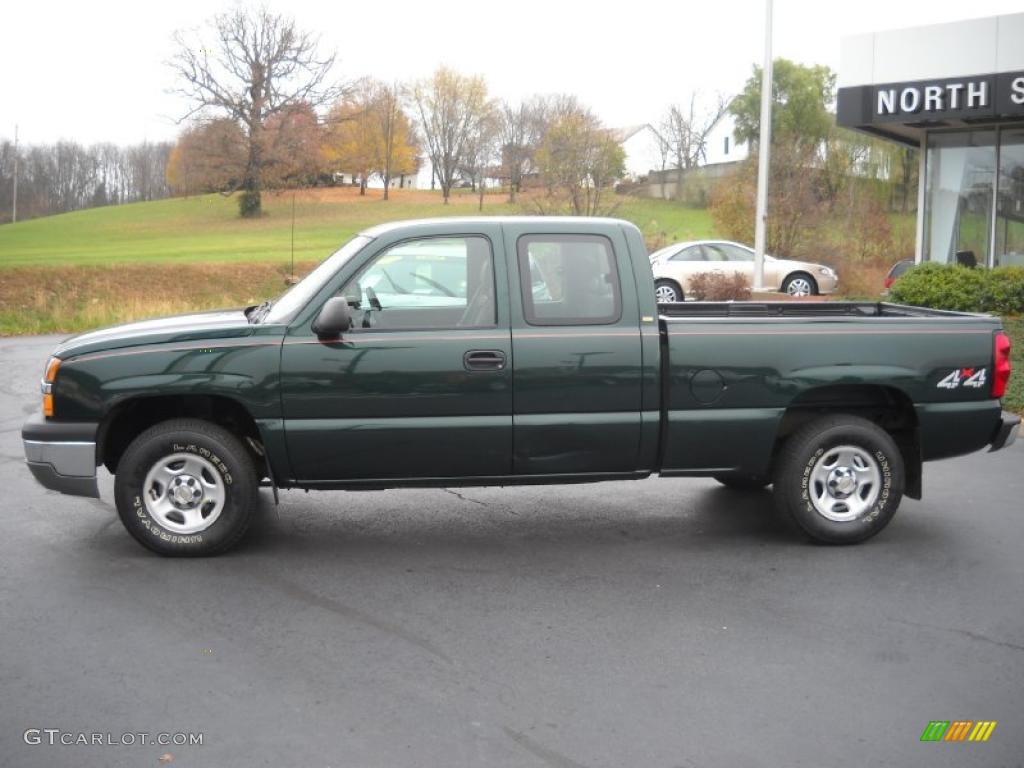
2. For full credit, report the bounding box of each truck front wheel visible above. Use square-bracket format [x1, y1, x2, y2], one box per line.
[113, 418, 258, 556]
[773, 415, 904, 544]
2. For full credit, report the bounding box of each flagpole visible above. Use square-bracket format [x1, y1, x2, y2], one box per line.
[753, 0, 774, 293]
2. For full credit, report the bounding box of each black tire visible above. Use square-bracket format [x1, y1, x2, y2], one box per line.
[713, 473, 771, 491]
[655, 279, 683, 303]
[114, 418, 258, 556]
[773, 414, 904, 544]
[781, 272, 819, 296]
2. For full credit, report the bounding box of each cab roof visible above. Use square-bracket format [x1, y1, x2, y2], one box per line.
[359, 216, 640, 238]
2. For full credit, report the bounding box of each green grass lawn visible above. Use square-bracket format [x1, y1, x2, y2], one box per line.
[0, 188, 718, 268]
[1000, 317, 1024, 415]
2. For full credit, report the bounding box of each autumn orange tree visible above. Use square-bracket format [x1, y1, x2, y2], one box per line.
[165, 119, 246, 196]
[323, 81, 418, 197]
[166, 105, 325, 197]
[261, 102, 327, 188]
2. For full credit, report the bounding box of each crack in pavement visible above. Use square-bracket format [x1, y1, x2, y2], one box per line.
[271, 577, 454, 665]
[442, 488, 489, 507]
[889, 616, 1024, 652]
[503, 727, 589, 768]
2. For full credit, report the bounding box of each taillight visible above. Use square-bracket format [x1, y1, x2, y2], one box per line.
[884, 276, 895, 289]
[992, 331, 1011, 398]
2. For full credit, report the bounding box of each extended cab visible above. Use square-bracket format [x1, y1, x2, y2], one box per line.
[23, 217, 1019, 555]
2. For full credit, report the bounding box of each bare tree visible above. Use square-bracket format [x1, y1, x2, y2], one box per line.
[412, 67, 489, 204]
[462, 107, 500, 211]
[0, 140, 171, 222]
[169, 7, 347, 217]
[661, 94, 729, 172]
[497, 100, 535, 203]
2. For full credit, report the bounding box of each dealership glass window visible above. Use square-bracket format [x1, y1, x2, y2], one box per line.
[923, 131, 996, 266]
[996, 130, 1024, 267]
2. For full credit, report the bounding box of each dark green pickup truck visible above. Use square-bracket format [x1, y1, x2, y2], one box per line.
[22, 217, 1018, 555]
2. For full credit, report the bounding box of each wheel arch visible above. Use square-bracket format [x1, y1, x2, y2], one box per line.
[782, 270, 819, 295]
[772, 384, 922, 499]
[97, 394, 264, 475]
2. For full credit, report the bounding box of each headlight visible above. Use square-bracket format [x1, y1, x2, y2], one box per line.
[41, 356, 61, 417]
[818, 266, 836, 277]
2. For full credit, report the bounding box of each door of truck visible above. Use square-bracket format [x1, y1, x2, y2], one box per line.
[505, 224, 645, 475]
[279, 226, 513, 482]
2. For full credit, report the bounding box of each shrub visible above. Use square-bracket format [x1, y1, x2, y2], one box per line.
[986, 266, 1024, 314]
[889, 263, 1024, 314]
[689, 271, 752, 301]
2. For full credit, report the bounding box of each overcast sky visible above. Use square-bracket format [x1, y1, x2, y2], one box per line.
[2, 0, 1022, 146]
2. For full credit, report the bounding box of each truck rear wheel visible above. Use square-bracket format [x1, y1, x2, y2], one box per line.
[773, 415, 904, 544]
[113, 418, 257, 556]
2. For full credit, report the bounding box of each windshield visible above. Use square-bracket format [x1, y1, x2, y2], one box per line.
[261, 235, 372, 324]
[649, 244, 682, 261]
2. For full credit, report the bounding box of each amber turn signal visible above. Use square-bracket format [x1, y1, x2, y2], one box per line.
[44, 356, 61, 383]
[42, 356, 61, 418]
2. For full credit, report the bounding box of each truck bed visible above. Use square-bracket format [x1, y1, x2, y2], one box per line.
[655, 301, 1004, 478]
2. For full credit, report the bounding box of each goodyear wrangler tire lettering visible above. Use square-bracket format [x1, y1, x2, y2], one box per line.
[773, 415, 905, 545]
[114, 419, 257, 557]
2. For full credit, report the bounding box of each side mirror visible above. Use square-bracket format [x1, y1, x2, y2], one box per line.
[311, 296, 353, 338]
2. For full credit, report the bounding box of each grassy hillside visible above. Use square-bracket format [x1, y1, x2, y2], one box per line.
[0, 187, 716, 335]
[0, 188, 716, 268]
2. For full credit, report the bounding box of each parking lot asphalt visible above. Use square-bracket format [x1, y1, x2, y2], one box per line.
[0, 334, 1022, 768]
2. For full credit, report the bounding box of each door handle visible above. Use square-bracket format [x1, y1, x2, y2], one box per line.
[463, 350, 506, 371]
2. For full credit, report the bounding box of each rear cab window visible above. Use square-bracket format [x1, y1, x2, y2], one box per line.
[516, 234, 622, 326]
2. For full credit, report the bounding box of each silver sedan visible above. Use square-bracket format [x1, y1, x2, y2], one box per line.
[650, 240, 839, 302]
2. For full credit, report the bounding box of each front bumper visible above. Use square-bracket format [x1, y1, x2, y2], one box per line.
[22, 414, 100, 498]
[989, 411, 1020, 452]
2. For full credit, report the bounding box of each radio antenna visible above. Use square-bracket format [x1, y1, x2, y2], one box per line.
[290, 190, 296, 283]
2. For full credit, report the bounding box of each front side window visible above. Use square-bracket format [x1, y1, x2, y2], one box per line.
[518, 235, 621, 326]
[339, 236, 496, 330]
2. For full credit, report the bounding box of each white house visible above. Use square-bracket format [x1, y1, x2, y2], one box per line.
[612, 124, 669, 180]
[702, 112, 749, 166]
[332, 171, 419, 190]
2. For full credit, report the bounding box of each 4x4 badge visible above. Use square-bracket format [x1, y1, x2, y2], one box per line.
[937, 368, 987, 390]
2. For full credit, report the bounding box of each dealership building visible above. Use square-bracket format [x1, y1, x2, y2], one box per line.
[837, 13, 1024, 267]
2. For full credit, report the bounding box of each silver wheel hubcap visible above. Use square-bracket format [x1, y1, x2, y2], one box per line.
[143, 452, 226, 534]
[808, 445, 881, 522]
[786, 278, 812, 296]
[656, 284, 678, 302]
